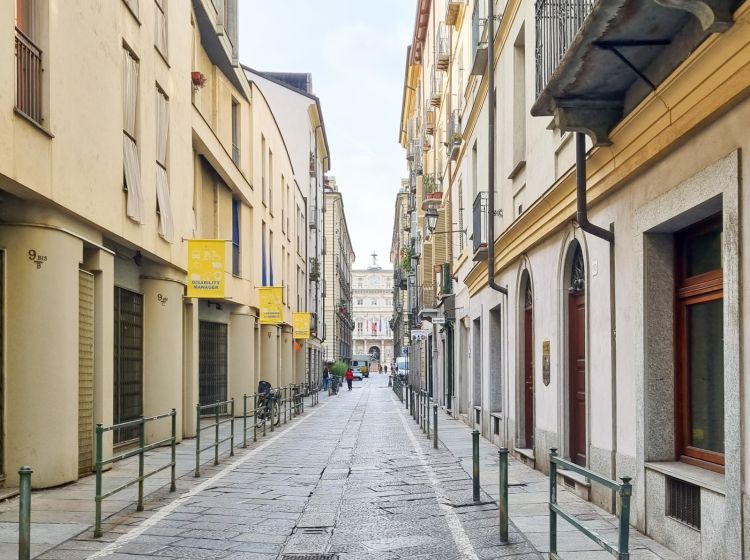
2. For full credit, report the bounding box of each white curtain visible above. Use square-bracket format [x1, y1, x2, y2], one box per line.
[155, 1, 167, 56]
[122, 50, 143, 223]
[156, 165, 174, 242]
[156, 90, 168, 165]
[123, 135, 144, 223]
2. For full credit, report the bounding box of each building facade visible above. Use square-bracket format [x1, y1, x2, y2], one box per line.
[390, 182, 411, 366]
[0, 0, 326, 488]
[397, 0, 750, 558]
[322, 177, 355, 364]
[352, 256, 394, 366]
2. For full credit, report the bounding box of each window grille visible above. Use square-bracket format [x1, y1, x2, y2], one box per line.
[113, 288, 143, 444]
[666, 477, 701, 529]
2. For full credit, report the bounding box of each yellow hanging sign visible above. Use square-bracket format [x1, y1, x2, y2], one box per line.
[187, 239, 225, 298]
[293, 312, 311, 340]
[258, 287, 283, 324]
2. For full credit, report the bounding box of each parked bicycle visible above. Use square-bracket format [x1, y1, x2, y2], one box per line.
[255, 380, 281, 427]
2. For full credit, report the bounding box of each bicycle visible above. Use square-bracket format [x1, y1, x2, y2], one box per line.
[255, 380, 281, 427]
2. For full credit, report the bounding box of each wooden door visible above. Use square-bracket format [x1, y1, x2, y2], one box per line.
[568, 291, 586, 466]
[523, 305, 534, 449]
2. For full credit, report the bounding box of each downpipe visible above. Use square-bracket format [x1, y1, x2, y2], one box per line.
[575, 132, 613, 244]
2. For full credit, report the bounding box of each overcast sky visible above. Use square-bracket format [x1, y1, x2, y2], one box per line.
[238, 1, 416, 269]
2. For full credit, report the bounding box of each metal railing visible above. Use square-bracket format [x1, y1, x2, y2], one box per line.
[95, 410, 177, 537]
[549, 448, 632, 559]
[534, 0, 595, 96]
[194, 400, 235, 477]
[15, 28, 43, 124]
[472, 191, 488, 255]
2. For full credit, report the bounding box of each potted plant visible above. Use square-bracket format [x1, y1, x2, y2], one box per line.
[448, 131, 462, 160]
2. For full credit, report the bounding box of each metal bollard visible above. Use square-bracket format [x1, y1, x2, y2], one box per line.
[472, 430, 480, 502]
[170, 410, 177, 492]
[253, 394, 258, 443]
[426, 396, 430, 439]
[229, 398, 235, 457]
[283, 387, 288, 424]
[137, 417, 145, 511]
[498, 448, 508, 542]
[243, 394, 248, 448]
[433, 404, 438, 449]
[406, 384, 410, 410]
[195, 405, 201, 477]
[95, 424, 104, 536]
[18, 466, 32, 560]
[618, 477, 633, 556]
[549, 448, 558, 556]
[214, 403, 220, 465]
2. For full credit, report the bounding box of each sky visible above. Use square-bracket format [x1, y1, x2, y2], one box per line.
[238, 1, 417, 270]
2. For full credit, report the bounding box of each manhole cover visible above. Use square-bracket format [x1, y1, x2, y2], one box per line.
[281, 555, 338, 560]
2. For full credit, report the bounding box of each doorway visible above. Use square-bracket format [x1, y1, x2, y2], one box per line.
[199, 321, 228, 412]
[522, 278, 534, 450]
[567, 244, 586, 466]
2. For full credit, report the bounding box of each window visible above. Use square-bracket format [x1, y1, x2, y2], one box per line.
[231, 98, 239, 164]
[281, 176, 286, 234]
[357, 299, 363, 306]
[155, 88, 174, 242]
[261, 135, 267, 205]
[371, 300, 377, 306]
[15, 0, 43, 123]
[123, 48, 144, 224]
[512, 24, 526, 169]
[268, 150, 274, 214]
[231, 198, 240, 276]
[458, 180, 465, 252]
[154, 0, 167, 57]
[675, 215, 724, 472]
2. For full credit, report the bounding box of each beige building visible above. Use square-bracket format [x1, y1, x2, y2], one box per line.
[0, 0, 323, 489]
[352, 256, 394, 366]
[390, 181, 412, 364]
[398, 0, 750, 558]
[322, 177, 355, 364]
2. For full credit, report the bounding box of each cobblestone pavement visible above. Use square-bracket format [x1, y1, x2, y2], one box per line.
[31, 375, 540, 560]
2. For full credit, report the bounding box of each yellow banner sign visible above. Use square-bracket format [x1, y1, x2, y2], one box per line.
[258, 287, 283, 324]
[187, 240, 225, 298]
[293, 312, 311, 340]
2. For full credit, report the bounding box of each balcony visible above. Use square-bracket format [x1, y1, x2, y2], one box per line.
[446, 109, 461, 161]
[309, 208, 318, 230]
[436, 22, 450, 71]
[469, 1, 487, 76]
[425, 109, 435, 135]
[532, 0, 739, 146]
[446, 0, 465, 26]
[430, 71, 444, 107]
[15, 28, 43, 124]
[472, 191, 488, 261]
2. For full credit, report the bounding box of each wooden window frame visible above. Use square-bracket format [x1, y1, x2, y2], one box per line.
[674, 215, 724, 473]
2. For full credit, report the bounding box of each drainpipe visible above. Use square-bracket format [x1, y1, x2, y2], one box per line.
[575, 131, 618, 508]
[487, 0, 507, 298]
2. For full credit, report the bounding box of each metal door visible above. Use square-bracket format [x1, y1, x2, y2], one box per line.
[199, 321, 227, 412]
[78, 270, 95, 474]
[113, 287, 143, 444]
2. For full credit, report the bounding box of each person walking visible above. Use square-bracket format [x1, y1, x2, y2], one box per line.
[345, 367, 354, 391]
[322, 366, 329, 392]
[384, 364, 388, 374]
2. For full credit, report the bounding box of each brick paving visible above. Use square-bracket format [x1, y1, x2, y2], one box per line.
[0, 374, 684, 559]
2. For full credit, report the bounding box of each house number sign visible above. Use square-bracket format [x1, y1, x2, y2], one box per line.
[542, 340, 551, 386]
[28, 249, 47, 269]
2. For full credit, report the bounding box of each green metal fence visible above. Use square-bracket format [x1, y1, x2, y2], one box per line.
[195, 399, 234, 477]
[94, 409, 177, 538]
[548, 448, 632, 560]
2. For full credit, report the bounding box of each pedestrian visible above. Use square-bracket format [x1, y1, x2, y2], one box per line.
[384, 364, 388, 373]
[345, 367, 354, 391]
[378, 364, 383, 374]
[322, 366, 329, 392]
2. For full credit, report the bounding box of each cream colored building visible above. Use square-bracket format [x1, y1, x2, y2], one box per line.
[398, 0, 750, 557]
[322, 177, 355, 364]
[0, 0, 322, 489]
[390, 182, 411, 363]
[352, 257, 394, 366]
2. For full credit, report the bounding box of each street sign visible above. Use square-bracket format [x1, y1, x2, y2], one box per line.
[433, 317, 446, 325]
[411, 329, 429, 341]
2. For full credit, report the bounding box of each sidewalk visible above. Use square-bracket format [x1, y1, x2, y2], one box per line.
[0, 392, 321, 559]
[424, 401, 683, 560]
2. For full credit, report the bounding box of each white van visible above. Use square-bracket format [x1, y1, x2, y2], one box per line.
[395, 356, 409, 380]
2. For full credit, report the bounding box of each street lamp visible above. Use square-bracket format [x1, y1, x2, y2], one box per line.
[424, 206, 466, 237]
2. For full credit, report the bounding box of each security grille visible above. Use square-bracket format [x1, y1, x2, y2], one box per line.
[199, 321, 228, 413]
[666, 477, 701, 529]
[0, 251, 4, 480]
[78, 271, 95, 474]
[113, 287, 143, 444]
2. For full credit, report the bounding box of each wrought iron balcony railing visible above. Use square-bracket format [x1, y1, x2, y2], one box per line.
[534, 0, 594, 97]
[437, 22, 450, 71]
[472, 191, 488, 261]
[15, 28, 43, 124]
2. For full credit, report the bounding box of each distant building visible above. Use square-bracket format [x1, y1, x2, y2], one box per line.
[322, 177, 355, 364]
[352, 254, 394, 366]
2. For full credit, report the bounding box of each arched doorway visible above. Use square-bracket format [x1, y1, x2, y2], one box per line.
[520, 274, 534, 450]
[567, 242, 586, 466]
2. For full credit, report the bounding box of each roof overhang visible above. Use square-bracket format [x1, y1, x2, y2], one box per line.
[531, 0, 739, 146]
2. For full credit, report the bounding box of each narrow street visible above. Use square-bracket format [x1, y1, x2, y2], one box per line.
[34, 374, 535, 560]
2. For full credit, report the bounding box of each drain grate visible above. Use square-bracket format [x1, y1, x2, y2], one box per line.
[294, 527, 331, 535]
[281, 555, 338, 560]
